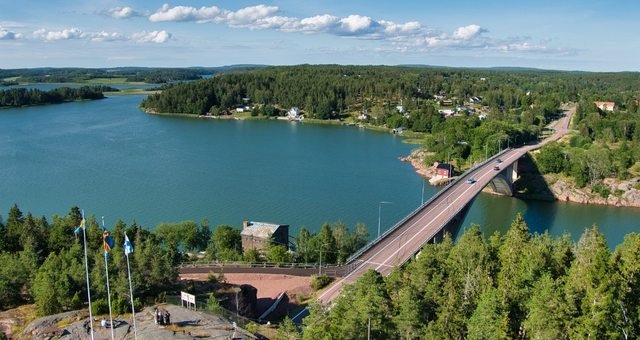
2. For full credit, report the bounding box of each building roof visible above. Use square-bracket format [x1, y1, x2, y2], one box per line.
[240, 221, 286, 238]
[594, 101, 615, 108]
[435, 163, 453, 170]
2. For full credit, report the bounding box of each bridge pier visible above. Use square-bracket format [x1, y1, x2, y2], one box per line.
[487, 159, 519, 196]
[430, 198, 474, 243]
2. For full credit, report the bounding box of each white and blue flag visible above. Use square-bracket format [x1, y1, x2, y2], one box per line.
[124, 232, 134, 256]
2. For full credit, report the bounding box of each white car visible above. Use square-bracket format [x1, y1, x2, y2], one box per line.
[466, 178, 476, 184]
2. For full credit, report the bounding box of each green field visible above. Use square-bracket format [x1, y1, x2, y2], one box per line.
[85, 77, 129, 84]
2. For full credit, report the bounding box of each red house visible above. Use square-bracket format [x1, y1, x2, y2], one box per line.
[434, 162, 454, 178]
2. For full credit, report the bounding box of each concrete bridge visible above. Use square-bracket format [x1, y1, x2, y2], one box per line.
[181, 107, 574, 322]
[314, 105, 574, 305]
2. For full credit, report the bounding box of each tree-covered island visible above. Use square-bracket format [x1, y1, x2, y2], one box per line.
[0, 86, 118, 108]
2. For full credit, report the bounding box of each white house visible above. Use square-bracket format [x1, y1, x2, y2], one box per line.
[287, 107, 301, 120]
[594, 101, 616, 112]
[358, 112, 370, 120]
[438, 109, 455, 116]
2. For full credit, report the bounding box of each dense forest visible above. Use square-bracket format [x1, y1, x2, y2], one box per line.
[300, 215, 640, 339]
[0, 86, 116, 107]
[0, 204, 368, 318]
[0, 67, 205, 84]
[535, 96, 640, 190]
[0, 65, 266, 84]
[0, 205, 179, 316]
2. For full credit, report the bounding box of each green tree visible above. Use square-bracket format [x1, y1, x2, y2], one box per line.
[523, 273, 568, 339]
[294, 227, 313, 263]
[206, 225, 241, 261]
[497, 213, 536, 336]
[611, 232, 640, 338]
[267, 244, 290, 264]
[467, 287, 509, 340]
[4, 204, 24, 252]
[565, 226, 617, 338]
[277, 316, 299, 340]
[536, 141, 566, 173]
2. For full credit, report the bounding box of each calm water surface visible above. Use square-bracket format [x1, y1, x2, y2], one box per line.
[1, 94, 639, 247]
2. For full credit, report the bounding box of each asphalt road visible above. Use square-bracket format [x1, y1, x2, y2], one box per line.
[315, 105, 575, 305]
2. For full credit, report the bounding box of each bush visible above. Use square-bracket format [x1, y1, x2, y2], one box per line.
[206, 293, 221, 313]
[91, 298, 109, 315]
[591, 182, 611, 198]
[310, 274, 332, 290]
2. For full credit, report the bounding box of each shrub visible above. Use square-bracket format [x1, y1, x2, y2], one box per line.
[310, 274, 332, 290]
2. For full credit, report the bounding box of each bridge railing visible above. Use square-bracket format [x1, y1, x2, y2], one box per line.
[344, 148, 512, 266]
[180, 260, 322, 269]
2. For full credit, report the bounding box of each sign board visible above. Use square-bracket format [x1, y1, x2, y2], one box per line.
[180, 291, 197, 310]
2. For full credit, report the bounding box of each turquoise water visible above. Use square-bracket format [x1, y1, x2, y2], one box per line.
[1, 94, 639, 247]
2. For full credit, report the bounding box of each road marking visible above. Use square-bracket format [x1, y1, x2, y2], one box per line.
[317, 151, 520, 302]
[316, 105, 576, 303]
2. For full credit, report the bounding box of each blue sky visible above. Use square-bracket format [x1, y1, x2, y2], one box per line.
[1, 0, 638, 71]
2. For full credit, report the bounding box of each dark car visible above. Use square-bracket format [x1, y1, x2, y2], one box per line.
[493, 166, 500, 171]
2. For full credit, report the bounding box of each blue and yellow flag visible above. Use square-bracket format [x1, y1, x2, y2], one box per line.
[102, 228, 115, 253]
[74, 218, 86, 234]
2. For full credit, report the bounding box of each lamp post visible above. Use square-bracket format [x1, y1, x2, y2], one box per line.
[378, 201, 393, 238]
[319, 247, 323, 276]
[318, 243, 330, 276]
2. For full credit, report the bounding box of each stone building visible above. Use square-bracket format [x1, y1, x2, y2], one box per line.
[240, 221, 289, 252]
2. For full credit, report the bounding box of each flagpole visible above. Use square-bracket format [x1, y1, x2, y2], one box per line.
[102, 217, 115, 340]
[125, 246, 138, 339]
[81, 210, 95, 340]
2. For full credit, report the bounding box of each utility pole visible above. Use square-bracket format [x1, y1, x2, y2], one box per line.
[319, 247, 323, 276]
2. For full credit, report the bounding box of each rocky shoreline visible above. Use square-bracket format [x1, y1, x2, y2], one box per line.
[401, 148, 640, 208]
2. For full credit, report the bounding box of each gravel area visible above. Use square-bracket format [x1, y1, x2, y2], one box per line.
[19, 304, 254, 339]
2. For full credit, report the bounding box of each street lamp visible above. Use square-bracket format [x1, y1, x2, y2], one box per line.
[318, 242, 331, 276]
[378, 201, 393, 238]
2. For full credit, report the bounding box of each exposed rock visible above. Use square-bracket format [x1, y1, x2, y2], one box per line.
[399, 149, 436, 179]
[403, 148, 640, 207]
[548, 175, 640, 207]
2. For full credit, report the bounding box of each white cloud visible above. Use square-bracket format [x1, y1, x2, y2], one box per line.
[89, 31, 126, 42]
[339, 15, 375, 34]
[299, 15, 339, 33]
[30, 28, 170, 44]
[0, 27, 17, 40]
[145, 4, 564, 56]
[105, 6, 140, 19]
[132, 30, 172, 43]
[33, 28, 83, 41]
[149, 4, 224, 23]
[225, 5, 279, 27]
[453, 24, 485, 40]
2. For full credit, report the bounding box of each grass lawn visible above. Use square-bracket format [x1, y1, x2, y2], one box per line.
[85, 77, 129, 84]
[106, 88, 159, 95]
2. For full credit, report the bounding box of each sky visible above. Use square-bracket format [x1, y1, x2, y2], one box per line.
[1, 0, 639, 71]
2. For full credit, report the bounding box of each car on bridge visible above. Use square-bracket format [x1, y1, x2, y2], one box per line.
[466, 178, 476, 184]
[496, 158, 503, 163]
[493, 166, 500, 171]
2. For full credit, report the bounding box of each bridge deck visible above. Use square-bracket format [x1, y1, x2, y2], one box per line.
[317, 106, 574, 304]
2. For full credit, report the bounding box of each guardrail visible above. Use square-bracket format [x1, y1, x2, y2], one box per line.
[180, 261, 320, 269]
[344, 148, 512, 266]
